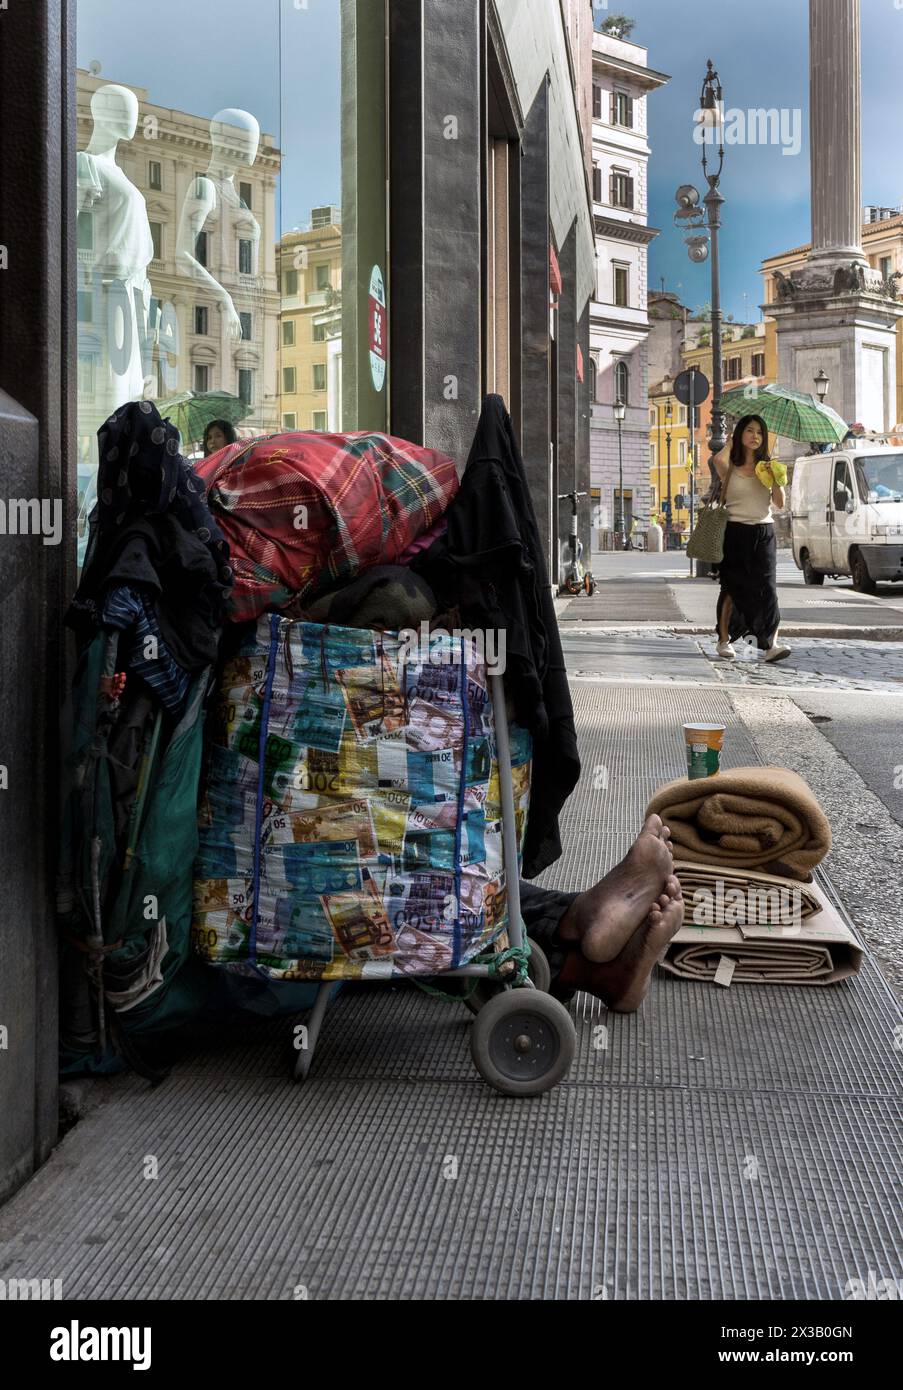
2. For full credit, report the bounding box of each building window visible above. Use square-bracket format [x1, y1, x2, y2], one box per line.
[315, 263, 331, 290]
[610, 169, 634, 210]
[590, 355, 599, 403]
[312, 410, 327, 431]
[195, 174, 206, 198]
[282, 319, 295, 346]
[283, 366, 297, 394]
[312, 321, 327, 342]
[678, 405, 687, 424]
[312, 363, 327, 391]
[614, 359, 629, 405]
[650, 443, 656, 472]
[238, 239, 253, 275]
[725, 356, 742, 381]
[751, 351, 765, 377]
[648, 407, 655, 426]
[193, 363, 210, 393]
[613, 264, 629, 307]
[283, 412, 297, 430]
[592, 84, 602, 119]
[77, 288, 93, 323]
[76, 210, 94, 251]
[238, 369, 253, 406]
[195, 231, 208, 267]
[611, 90, 634, 128]
[592, 164, 602, 203]
[239, 311, 252, 340]
[284, 268, 299, 296]
[880, 255, 892, 279]
[679, 440, 687, 467]
[239, 180, 253, 210]
[148, 160, 162, 190]
[149, 221, 163, 261]
[195, 305, 208, 335]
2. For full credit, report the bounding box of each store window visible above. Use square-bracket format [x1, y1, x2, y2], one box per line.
[75, 0, 388, 560]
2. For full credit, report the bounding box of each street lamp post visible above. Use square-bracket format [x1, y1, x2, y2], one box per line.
[665, 399, 673, 546]
[614, 399, 626, 547]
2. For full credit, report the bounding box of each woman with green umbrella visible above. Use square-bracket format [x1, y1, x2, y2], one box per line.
[712, 413, 791, 664]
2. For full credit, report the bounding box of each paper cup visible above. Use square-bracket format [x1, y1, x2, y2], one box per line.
[683, 723, 725, 779]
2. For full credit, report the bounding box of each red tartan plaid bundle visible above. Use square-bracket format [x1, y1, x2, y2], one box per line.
[195, 430, 459, 622]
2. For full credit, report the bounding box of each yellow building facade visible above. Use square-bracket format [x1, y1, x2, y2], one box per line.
[277, 212, 343, 432]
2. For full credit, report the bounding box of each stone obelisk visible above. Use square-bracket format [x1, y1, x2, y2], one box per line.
[766, 0, 902, 441]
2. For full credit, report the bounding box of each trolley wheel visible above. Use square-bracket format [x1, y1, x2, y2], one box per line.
[564, 576, 581, 595]
[460, 939, 552, 1015]
[470, 989, 576, 1096]
[583, 571, 596, 596]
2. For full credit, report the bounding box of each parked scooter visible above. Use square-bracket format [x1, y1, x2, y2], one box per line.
[558, 490, 596, 595]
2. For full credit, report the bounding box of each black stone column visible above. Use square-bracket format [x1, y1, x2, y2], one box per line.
[388, 0, 482, 467]
[519, 77, 552, 577]
[0, 0, 75, 1199]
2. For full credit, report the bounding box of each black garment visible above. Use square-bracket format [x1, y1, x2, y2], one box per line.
[519, 879, 581, 1003]
[67, 401, 232, 667]
[411, 394, 581, 878]
[716, 521, 780, 651]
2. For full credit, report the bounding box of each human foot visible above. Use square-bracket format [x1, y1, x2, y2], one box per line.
[556, 814, 674, 963]
[557, 878, 684, 1012]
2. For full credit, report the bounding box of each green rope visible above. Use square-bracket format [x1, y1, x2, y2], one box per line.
[413, 935, 533, 1003]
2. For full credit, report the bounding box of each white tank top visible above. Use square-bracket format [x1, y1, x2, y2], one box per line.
[724, 468, 773, 524]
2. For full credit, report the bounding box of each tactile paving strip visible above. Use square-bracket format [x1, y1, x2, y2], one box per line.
[0, 681, 899, 1299]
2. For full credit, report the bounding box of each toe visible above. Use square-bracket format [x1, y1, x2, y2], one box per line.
[642, 813, 663, 838]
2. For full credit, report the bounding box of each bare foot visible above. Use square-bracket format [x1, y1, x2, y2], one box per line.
[558, 879, 684, 1011]
[557, 814, 674, 963]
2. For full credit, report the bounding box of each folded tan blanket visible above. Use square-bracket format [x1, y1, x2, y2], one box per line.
[646, 766, 831, 882]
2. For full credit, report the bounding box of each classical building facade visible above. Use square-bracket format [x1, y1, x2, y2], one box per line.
[589, 30, 668, 546]
[278, 209, 343, 433]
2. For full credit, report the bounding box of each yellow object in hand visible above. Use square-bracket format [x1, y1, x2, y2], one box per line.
[770, 460, 788, 487]
[755, 461, 775, 489]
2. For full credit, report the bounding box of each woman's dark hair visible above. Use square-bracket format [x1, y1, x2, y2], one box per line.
[203, 418, 238, 455]
[729, 414, 770, 466]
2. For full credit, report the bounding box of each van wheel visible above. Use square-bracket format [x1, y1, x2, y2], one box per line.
[850, 549, 877, 594]
[801, 551, 824, 586]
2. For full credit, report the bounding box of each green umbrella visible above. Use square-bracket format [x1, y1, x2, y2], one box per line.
[718, 383, 849, 444]
[157, 390, 251, 448]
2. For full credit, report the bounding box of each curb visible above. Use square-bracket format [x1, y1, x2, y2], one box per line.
[555, 621, 903, 641]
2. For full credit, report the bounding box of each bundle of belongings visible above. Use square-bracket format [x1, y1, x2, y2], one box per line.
[59, 394, 580, 1073]
[645, 767, 862, 987]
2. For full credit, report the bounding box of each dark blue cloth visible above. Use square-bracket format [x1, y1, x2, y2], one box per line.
[101, 586, 190, 716]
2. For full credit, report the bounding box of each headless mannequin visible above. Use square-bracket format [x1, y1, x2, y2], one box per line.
[77, 83, 155, 423]
[176, 108, 262, 344]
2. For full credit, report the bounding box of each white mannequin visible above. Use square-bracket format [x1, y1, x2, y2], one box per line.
[77, 83, 156, 421]
[176, 108, 262, 343]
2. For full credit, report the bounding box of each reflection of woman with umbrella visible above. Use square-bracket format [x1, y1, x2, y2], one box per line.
[712, 414, 790, 663]
[203, 419, 237, 456]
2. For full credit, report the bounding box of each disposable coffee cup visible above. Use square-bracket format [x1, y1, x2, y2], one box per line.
[683, 723, 725, 779]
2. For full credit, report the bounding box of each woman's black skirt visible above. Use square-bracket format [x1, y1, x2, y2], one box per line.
[715, 521, 780, 650]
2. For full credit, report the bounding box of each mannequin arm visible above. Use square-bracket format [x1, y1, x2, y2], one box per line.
[176, 176, 242, 340]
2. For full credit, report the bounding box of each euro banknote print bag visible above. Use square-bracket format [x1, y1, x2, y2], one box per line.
[686, 467, 732, 564]
[193, 614, 532, 981]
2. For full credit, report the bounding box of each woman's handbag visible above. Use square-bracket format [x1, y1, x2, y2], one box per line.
[686, 467, 732, 564]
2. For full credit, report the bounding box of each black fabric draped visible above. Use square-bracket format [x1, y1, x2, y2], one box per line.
[716, 521, 780, 650]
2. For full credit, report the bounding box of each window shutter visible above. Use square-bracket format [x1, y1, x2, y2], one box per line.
[610, 90, 616, 123]
[609, 171, 616, 204]
[626, 95, 634, 128]
[593, 85, 602, 119]
[625, 177, 634, 209]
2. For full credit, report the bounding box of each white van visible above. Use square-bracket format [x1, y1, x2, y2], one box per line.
[790, 445, 903, 592]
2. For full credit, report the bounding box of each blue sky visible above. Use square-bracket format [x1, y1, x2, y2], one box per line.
[612, 0, 902, 320]
[78, 0, 900, 318]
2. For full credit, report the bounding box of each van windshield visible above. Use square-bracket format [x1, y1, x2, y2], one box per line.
[853, 454, 903, 503]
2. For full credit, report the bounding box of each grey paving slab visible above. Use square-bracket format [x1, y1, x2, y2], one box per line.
[0, 679, 898, 1300]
